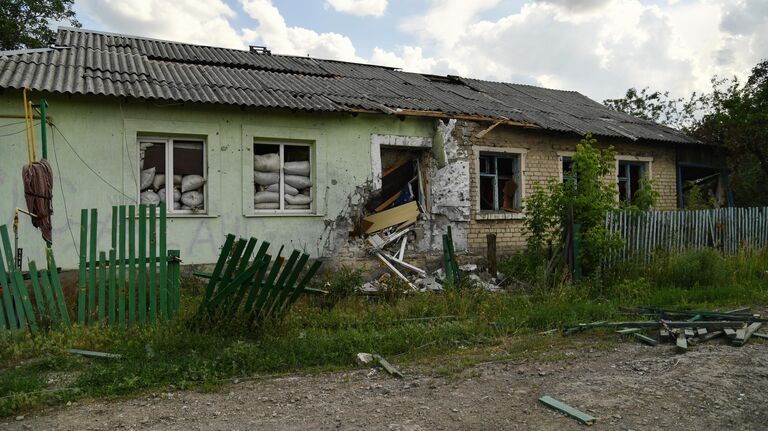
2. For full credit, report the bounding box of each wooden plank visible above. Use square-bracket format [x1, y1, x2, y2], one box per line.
[616, 327, 641, 335]
[27, 261, 46, 325]
[38, 270, 58, 326]
[108, 249, 117, 326]
[375, 251, 417, 290]
[363, 201, 419, 233]
[538, 395, 596, 426]
[269, 252, 306, 314]
[267, 250, 301, 312]
[724, 328, 737, 338]
[381, 252, 426, 276]
[218, 239, 248, 296]
[676, 332, 688, 354]
[207, 262, 262, 309]
[137, 204, 147, 323]
[251, 255, 286, 317]
[0, 245, 18, 331]
[374, 354, 404, 378]
[127, 205, 136, 325]
[87, 208, 97, 324]
[46, 249, 71, 326]
[202, 234, 236, 305]
[111, 206, 117, 249]
[98, 251, 106, 324]
[148, 205, 157, 322]
[66, 349, 122, 359]
[227, 237, 258, 314]
[167, 250, 181, 315]
[697, 330, 724, 343]
[753, 332, 768, 340]
[634, 333, 658, 346]
[12, 269, 37, 333]
[734, 322, 763, 346]
[118, 205, 126, 327]
[374, 191, 401, 213]
[243, 254, 271, 315]
[77, 209, 87, 325]
[275, 254, 312, 314]
[158, 203, 167, 320]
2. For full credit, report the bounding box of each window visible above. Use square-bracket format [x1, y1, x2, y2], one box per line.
[253, 142, 313, 213]
[617, 160, 648, 204]
[139, 137, 207, 214]
[562, 156, 576, 184]
[479, 152, 521, 212]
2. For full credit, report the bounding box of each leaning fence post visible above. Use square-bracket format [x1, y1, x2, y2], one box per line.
[487, 233, 497, 279]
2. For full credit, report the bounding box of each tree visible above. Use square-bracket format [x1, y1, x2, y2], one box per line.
[0, 0, 80, 50]
[603, 87, 707, 133]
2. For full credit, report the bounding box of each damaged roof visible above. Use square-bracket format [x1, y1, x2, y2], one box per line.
[0, 28, 695, 144]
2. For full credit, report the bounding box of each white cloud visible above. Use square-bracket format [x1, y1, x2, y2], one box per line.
[371, 46, 441, 72]
[240, 0, 364, 61]
[76, 0, 245, 49]
[325, 0, 388, 17]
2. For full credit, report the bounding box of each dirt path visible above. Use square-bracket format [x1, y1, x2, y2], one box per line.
[3, 339, 767, 430]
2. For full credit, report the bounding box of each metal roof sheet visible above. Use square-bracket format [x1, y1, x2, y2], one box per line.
[0, 27, 696, 144]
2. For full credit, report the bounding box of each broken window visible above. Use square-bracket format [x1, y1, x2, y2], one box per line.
[138, 137, 206, 213]
[479, 152, 521, 212]
[253, 142, 312, 213]
[617, 160, 648, 204]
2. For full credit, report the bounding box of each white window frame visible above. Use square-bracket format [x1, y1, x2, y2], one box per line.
[474, 146, 527, 220]
[253, 141, 314, 215]
[138, 136, 208, 215]
[557, 150, 575, 183]
[615, 155, 653, 204]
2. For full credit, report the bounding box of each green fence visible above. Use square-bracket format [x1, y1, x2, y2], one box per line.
[77, 203, 181, 327]
[195, 234, 322, 327]
[0, 225, 70, 334]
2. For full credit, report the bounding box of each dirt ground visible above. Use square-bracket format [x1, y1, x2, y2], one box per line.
[3, 337, 767, 431]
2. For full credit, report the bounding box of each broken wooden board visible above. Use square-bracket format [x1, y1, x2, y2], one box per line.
[66, 349, 122, 359]
[733, 322, 763, 346]
[753, 332, 768, 340]
[616, 327, 642, 335]
[538, 395, 596, 426]
[724, 328, 737, 339]
[363, 201, 419, 234]
[374, 191, 402, 213]
[676, 332, 688, 354]
[373, 354, 404, 378]
[634, 333, 658, 346]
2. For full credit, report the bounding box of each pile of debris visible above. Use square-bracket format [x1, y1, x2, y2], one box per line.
[565, 307, 767, 352]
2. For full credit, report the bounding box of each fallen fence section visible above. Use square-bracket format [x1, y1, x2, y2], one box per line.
[0, 224, 70, 334]
[605, 207, 768, 266]
[77, 204, 181, 327]
[194, 234, 322, 328]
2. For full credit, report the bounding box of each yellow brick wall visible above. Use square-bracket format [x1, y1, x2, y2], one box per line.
[458, 122, 679, 253]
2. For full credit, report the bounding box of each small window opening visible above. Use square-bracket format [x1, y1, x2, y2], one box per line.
[618, 160, 647, 204]
[479, 152, 521, 212]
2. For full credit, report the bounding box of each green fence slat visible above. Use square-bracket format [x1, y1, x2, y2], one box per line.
[108, 249, 117, 326]
[242, 251, 271, 314]
[202, 234, 236, 305]
[0, 225, 15, 269]
[148, 205, 157, 322]
[207, 262, 262, 309]
[38, 270, 59, 326]
[77, 208, 88, 325]
[111, 206, 117, 249]
[0, 266, 7, 332]
[265, 250, 300, 313]
[167, 250, 180, 315]
[0, 247, 17, 331]
[229, 239, 266, 314]
[158, 203, 167, 320]
[218, 239, 247, 294]
[236, 238, 258, 274]
[118, 205, 126, 327]
[281, 259, 322, 315]
[46, 249, 71, 326]
[28, 261, 46, 325]
[127, 205, 136, 325]
[98, 251, 106, 324]
[12, 270, 36, 333]
[88, 208, 98, 324]
[274, 253, 310, 314]
[251, 254, 285, 319]
[138, 204, 147, 323]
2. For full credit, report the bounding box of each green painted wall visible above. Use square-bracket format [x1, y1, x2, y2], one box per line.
[0, 91, 433, 269]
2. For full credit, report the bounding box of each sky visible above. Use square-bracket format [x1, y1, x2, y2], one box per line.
[72, 0, 768, 102]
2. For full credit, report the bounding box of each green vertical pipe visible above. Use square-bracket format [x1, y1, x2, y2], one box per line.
[158, 203, 167, 319]
[127, 205, 136, 325]
[39, 270, 58, 326]
[39, 99, 48, 159]
[77, 209, 88, 325]
[117, 205, 126, 327]
[28, 261, 46, 325]
[108, 249, 116, 326]
[148, 205, 157, 322]
[46, 249, 71, 326]
[88, 208, 97, 324]
[98, 251, 106, 324]
[137, 204, 147, 323]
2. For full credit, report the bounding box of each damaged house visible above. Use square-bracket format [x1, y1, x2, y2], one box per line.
[0, 28, 726, 269]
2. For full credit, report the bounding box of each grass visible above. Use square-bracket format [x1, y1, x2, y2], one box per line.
[1, 248, 767, 417]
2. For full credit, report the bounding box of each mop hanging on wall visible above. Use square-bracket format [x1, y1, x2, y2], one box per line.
[21, 88, 54, 244]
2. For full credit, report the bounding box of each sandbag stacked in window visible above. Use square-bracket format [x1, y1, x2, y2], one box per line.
[180, 175, 205, 209]
[284, 161, 311, 209]
[254, 153, 280, 209]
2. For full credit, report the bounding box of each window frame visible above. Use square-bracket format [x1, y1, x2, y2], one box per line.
[557, 151, 576, 184]
[474, 146, 527, 220]
[252, 140, 314, 215]
[137, 136, 208, 215]
[615, 155, 653, 204]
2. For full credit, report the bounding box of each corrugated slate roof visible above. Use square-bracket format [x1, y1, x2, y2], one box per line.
[0, 28, 695, 144]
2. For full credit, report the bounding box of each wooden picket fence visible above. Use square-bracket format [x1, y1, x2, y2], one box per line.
[194, 234, 322, 327]
[0, 225, 71, 334]
[605, 207, 768, 265]
[77, 203, 181, 326]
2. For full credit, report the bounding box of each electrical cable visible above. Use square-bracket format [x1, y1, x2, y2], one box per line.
[0, 124, 36, 138]
[0, 120, 26, 128]
[51, 124, 137, 202]
[50, 131, 79, 256]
